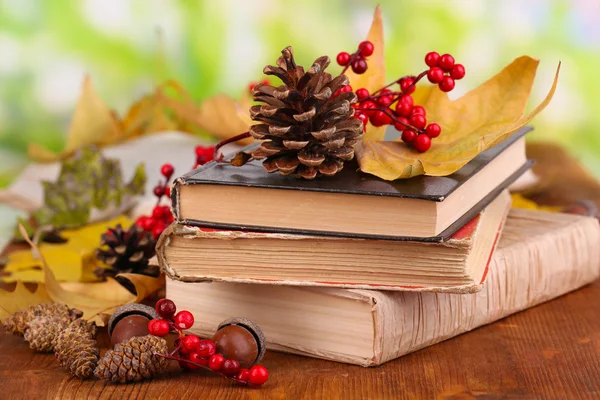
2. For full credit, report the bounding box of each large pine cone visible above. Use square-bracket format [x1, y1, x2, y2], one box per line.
[3, 303, 82, 336]
[94, 335, 168, 383]
[55, 319, 99, 379]
[249, 46, 363, 180]
[95, 224, 158, 280]
[24, 313, 81, 353]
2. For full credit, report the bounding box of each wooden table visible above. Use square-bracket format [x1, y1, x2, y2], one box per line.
[1, 142, 599, 399]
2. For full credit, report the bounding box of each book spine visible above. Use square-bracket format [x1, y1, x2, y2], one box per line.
[375, 211, 600, 365]
[170, 177, 183, 222]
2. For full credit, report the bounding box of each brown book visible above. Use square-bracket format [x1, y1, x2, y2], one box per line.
[170, 127, 531, 240]
[158, 191, 511, 292]
[166, 209, 600, 367]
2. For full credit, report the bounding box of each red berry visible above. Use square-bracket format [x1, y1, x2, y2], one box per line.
[355, 88, 369, 100]
[393, 116, 409, 132]
[152, 206, 164, 220]
[197, 339, 217, 358]
[152, 223, 167, 239]
[439, 76, 455, 92]
[165, 186, 171, 198]
[182, 335, 201, 354]
[355, 112, 368, 126]
[248, 365, 269, 385]
[208, 354, 225, 371]
[237, 368, 251, 382]
[439, 54, 455, 71]
[336, 51, 351, 66]
[222, 359, 241, 376]
[135, 216, 155, 231]
[148, 319, 170, 337]
[370, 110, 392, 127]
[450, 64, 466, 80]
[395, 101, 412, 117]
[425, 51, 440, 67]
[261, 79, 270, 85]
[409, 114, 427, 130]
[399, 77, 415, 95]
[248, 82, 257, 93]
[179, 359, 193, 370]
[427, 67, 445, 84]
[156, 298, 176, 318]
[414, 134, 432, 153]
[174, 310, 194, 330]
[351, 58, 368, 74]
[401, 130, 417, 143]
[425, 123, 441, 138]
[341, 85, 352, 93]
[153, 185, 165, 197]
[376, 89, 394, 106]
[360, 100, 377, 117]
[358, 40, 375, 57]
[160, 163, 174, 178]
[399, 94, 414, 108]
[411, 105, 426, 116]
[195, 146, 215, 165]
[187, 352, 208, 369]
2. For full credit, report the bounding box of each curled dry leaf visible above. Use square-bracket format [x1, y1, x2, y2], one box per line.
[356, 57, 560, 180]
[345, 5, 386, 142]
[16, 224, 163, 326]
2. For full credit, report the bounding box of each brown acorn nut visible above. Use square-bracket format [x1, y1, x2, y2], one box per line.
[108, 304, 160, 346]
[212, 317, 266, 369]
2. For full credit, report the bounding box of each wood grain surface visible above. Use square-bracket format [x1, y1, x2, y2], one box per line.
[0, 142, 599, 400]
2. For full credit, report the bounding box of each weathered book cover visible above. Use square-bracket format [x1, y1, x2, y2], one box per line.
[166, 209, 600, 366]
[170, 127, 532, 242]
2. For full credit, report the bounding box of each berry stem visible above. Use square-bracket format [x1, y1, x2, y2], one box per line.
[354, 107, 423, 133]
[214, 132, 251, 162]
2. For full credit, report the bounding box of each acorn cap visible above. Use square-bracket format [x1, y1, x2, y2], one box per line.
[218, 317, 267, 365]
[108, 304, 159, 336]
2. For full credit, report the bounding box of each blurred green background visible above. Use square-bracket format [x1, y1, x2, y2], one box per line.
[0, 0, 599, 184]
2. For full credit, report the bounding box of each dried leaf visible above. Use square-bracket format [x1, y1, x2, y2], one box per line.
[0, 282, 52, 319]
[160, 81, 253, 144]
[18, 148, 146, 236]
[3, 216, 132, 283]
[117, 273, 165, 303]
[345, 5, 386, 142]
[510, 193, 561, 212]
[28, 76, 121, 162]
[17, 224, 163, 326]
[356, 57, 561, 180]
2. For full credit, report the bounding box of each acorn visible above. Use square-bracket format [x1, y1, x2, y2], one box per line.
[212, 317, 266, 369]
[108, 304, 160, 346]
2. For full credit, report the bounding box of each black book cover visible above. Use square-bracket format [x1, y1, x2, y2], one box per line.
[171, 127, 532, 242]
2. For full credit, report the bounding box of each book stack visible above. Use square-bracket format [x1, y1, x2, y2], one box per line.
[156, 127, 600, 366]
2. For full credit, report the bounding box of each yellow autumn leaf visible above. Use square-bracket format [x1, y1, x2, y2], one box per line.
[0, 282, 52, 319]
[17, 224, 163, 326]
[345, 5, 386, 142]
[28, 76, 121, 162]
[2, 215, 132, 283]
[356, 57, 561, 180]
[160, 80, 253, 144]
[510, 193, 561, 212]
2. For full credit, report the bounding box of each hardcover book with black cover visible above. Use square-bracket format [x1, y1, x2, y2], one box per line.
[171, 127, 532, 241]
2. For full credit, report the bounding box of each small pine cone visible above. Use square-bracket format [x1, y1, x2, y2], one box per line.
[24, 315, 71, 352]
[3, 303, 82, 335]
[54, 319, 99, 379]
[94, 335, 168, 384]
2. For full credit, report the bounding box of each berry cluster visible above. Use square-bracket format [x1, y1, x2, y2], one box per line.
[336, 40, 374, 75]
[134, 146, 215, 239]
[424, 52, 465, 92]
[148, 299, 269, 387]
[134, 163, 175, 239]
[345, 50, 464, 153]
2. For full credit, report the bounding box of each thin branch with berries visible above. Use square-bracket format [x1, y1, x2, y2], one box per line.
[148, 299, 270, 387]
